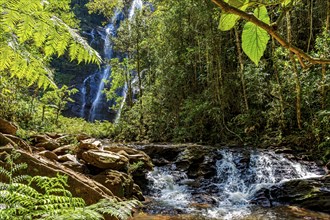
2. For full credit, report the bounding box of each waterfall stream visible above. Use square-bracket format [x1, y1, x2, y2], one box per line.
[144, 149, 325, 219]
[80, 0, 143, 122]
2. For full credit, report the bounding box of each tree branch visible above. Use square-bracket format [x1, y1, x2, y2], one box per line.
[211, 0, 330, 67]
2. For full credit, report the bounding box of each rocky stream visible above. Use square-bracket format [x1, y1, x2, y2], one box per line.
[1, 118, 330, 220]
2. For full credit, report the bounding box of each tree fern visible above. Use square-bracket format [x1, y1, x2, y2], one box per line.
[0, 0, 102, 89]
[0, 150, 141, 220]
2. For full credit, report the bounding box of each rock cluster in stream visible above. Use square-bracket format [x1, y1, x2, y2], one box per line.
[0, 118, 153, 208]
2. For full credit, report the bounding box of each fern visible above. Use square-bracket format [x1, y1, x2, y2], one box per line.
[0, 0, 102, 89]
[0, 150, 141, 220]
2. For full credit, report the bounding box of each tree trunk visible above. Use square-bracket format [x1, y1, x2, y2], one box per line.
[234, 27, 249, 112]
[287, 11, 302, 129]
[307, 0, 313, 53]
[272, 38, 286, 130]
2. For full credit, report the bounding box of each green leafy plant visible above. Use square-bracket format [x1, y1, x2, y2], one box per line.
[0, 0, 101, 89]
[0, 151, 140, 220]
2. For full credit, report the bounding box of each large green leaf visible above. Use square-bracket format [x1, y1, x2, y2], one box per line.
[219, 13, 240, 31]
[219, 4, 248, 31]
[242, 6, 270, 65]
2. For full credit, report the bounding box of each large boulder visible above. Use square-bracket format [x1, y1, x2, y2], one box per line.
[104, 146, 153, 175]
[81, 150, 129, 171]
[0, 118, 17, 135]
[76, 138, 101, 160]
[253, 175, 330, 213]
[31, 134, 60, 151]
[3, 134, 32, 152]
[92, 170, 134, 198]
[175, 145, 221, 179]
[134, 144, 185, 164]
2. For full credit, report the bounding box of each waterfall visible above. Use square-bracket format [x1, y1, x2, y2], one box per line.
[80, 1, 143, 122]
[80, 13, 120, 121]
[114, 0, 143, 123]
[145, 149, 323, 219]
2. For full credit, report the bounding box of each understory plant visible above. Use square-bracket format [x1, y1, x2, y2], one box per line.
[0, 151, 140, 220]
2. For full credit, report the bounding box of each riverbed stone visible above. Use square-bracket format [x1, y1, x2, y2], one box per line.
[254, 175, 330, 213]
[81, 150, 129, 170]
[92, 170, 134, 198]
[76, 138, 101, 160]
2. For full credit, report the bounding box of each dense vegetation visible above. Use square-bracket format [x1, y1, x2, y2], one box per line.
[1, 0, 330, 162]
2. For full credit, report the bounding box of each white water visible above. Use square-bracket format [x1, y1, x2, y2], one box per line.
[146, 149, 323, 219]
[114, 0, 143, 123]
[80, 0, 143, 122]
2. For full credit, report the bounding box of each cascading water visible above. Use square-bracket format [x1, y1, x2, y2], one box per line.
[80, 0, 143, 122]
[114, 0, 143, 123]
[145, 148, 325, 219]
[80, 13, 120, 121]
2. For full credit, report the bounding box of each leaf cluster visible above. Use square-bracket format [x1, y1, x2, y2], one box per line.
[0, 0, 101, 89]
[218, 0, 298, 65]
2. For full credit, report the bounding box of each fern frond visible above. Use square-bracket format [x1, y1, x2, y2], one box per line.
[11, 163, 28, 174]
[87, 198, 141, 220]
[1, 0, 101, 89]
[0, 167, 11, 180]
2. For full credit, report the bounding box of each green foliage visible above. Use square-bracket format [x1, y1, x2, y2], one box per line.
[0, 0, 101, 89]
[218, 0, 294, 65]
[40, 85, 78, 124]
[219, 4, 248, 31]
[0, 151, 140, 220]
[86, 0, 124, 19]
[242, 6, 270, 65]
[128, 161, 145, 175]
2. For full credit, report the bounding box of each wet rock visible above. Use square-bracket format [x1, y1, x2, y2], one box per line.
[152, 158, 170, 166]
[92, 170, 134, 198]
[275, 147, 294, 154]
[255, 175, 330, 213]
[233, 150, 250, 171]
[251, 188, 272, 207]
[38, 150, 58, 161]
[0, 118, 17, 135]
[135, 144, 185, 162]
[326, 162, 330, 174]
[190, 203, 212, 209]
[82, 150, 129, 171]
[133, 183, 145, 201]
[175, 146, 220, 179]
